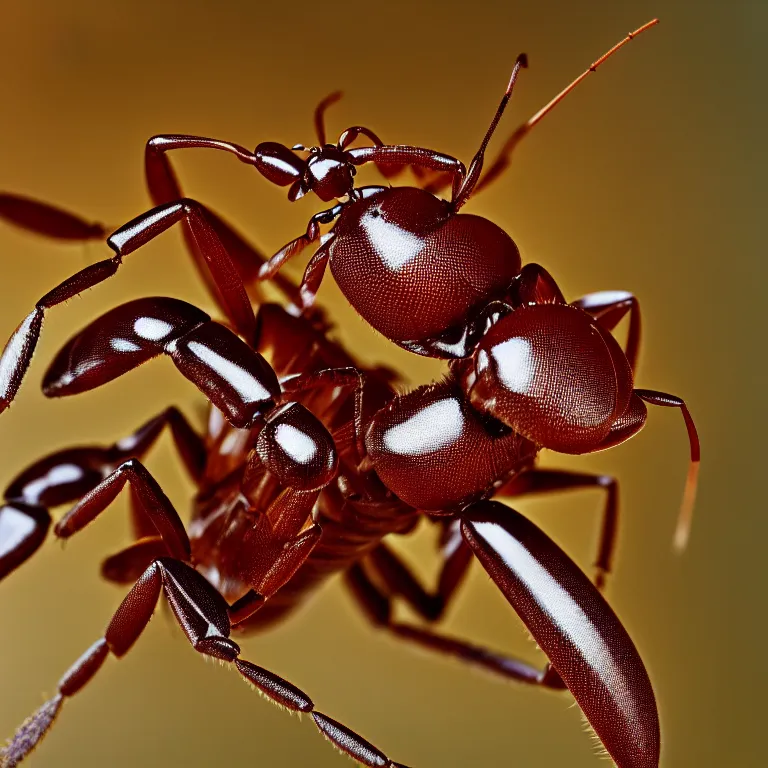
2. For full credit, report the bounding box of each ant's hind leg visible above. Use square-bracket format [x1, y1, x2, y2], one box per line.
[498, 467, 619, 591]
[573, 290, 641, 373]
[2, 554, 412, 768]
[344, 558, 566, 690]
[0, 561, 164, 766]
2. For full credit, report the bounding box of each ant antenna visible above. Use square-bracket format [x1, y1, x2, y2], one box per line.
[314, 91, 343, 146]
[474, 19, 659, 194]
[673, 404, 701, 553]
[452, 53, 528, 211]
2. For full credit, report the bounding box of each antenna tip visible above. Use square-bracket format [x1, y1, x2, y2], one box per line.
[516, 53, 529, 69]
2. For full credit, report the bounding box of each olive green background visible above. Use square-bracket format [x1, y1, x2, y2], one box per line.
[0, 1, 763, 766]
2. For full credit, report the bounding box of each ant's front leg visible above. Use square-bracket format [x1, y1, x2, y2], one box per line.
[347, 145, 466, 199]
[258, 187, 387, 310]
[144, 135, 302, 307]
[257, 202, 345, 281]
[0, 199, 256, 414]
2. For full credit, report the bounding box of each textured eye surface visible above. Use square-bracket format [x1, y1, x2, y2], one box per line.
[468, 304, 631, 454]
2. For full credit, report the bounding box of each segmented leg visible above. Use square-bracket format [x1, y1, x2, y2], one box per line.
[498, 467, 619, 590]
[0, 407, 203, 581]
[144, 135, 302, 307]
[1, 558, 407, 768]
[0, 197, 256, 415]
[258, 203, 344, 280]
[636, 389, 700, 551]
[53, 458, 190, 561]
[345, 560, 566, 690]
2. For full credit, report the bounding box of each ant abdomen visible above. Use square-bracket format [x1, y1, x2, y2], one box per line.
[328, 186, 521, 344]
[465, 303, 634, 453]
[365, 379, 534, 510]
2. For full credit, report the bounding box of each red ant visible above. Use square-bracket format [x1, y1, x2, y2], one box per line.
[0, 19, 694, 768]
[1, 290, 658, 768]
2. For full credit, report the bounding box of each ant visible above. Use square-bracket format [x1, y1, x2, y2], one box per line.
[0, 18, 694, 768]
[2, 288, 659, 768]
[0, 19, 698, 548]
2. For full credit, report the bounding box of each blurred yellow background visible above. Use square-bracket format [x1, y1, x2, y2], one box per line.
[0, 1, 763, 766]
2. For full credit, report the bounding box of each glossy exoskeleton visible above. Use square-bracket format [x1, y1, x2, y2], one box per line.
[0, 19, 696, 768]
[1, 289, 658, 768]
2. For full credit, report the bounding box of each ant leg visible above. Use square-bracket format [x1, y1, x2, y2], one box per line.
[597, 388, 699, 551]
[100, 536, 169, 584]
[144, 136, 302, 308]
[281, 366, 366, 461]
[0, 193, 107, 241]
[258, 203, 344, 280]
[498, 468, 618, 591]
[53, 458, 190, 561]
[338, 124, 446, 188]
[166, 557, 408, 767]
[636, 390, 700, 552]
[3, 554, 409, 767]
[0, 503, 50, 583]
[41, 297, 280, 430]
[0, 202, 255, 414]
[513, 263, 566, 305]
[0, 561, 164, 766]
[144, 135, 258, 206]
[363, 523, 473, 622]
[344, 558, 565, 690]
[0, 407, 203, 581]
[298, 236, 334, 310]
[347, 145, 466, 199]
[107, 199, 256, 337]
[573, 290, 641, 373]
[224, 491, 322, 625]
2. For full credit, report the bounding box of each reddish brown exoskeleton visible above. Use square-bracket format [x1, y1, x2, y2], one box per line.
[0, 19, 697, 768]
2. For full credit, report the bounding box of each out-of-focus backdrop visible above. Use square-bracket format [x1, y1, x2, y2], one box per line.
[0, 1, 763, 766]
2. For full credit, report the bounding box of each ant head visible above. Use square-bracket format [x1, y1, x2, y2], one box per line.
[293, 144, 356, 203]
[252, 140, 356, 204]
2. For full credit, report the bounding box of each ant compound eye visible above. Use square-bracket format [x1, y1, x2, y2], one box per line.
[467, 305, 632, 454]
[256, 402, 337, 491]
